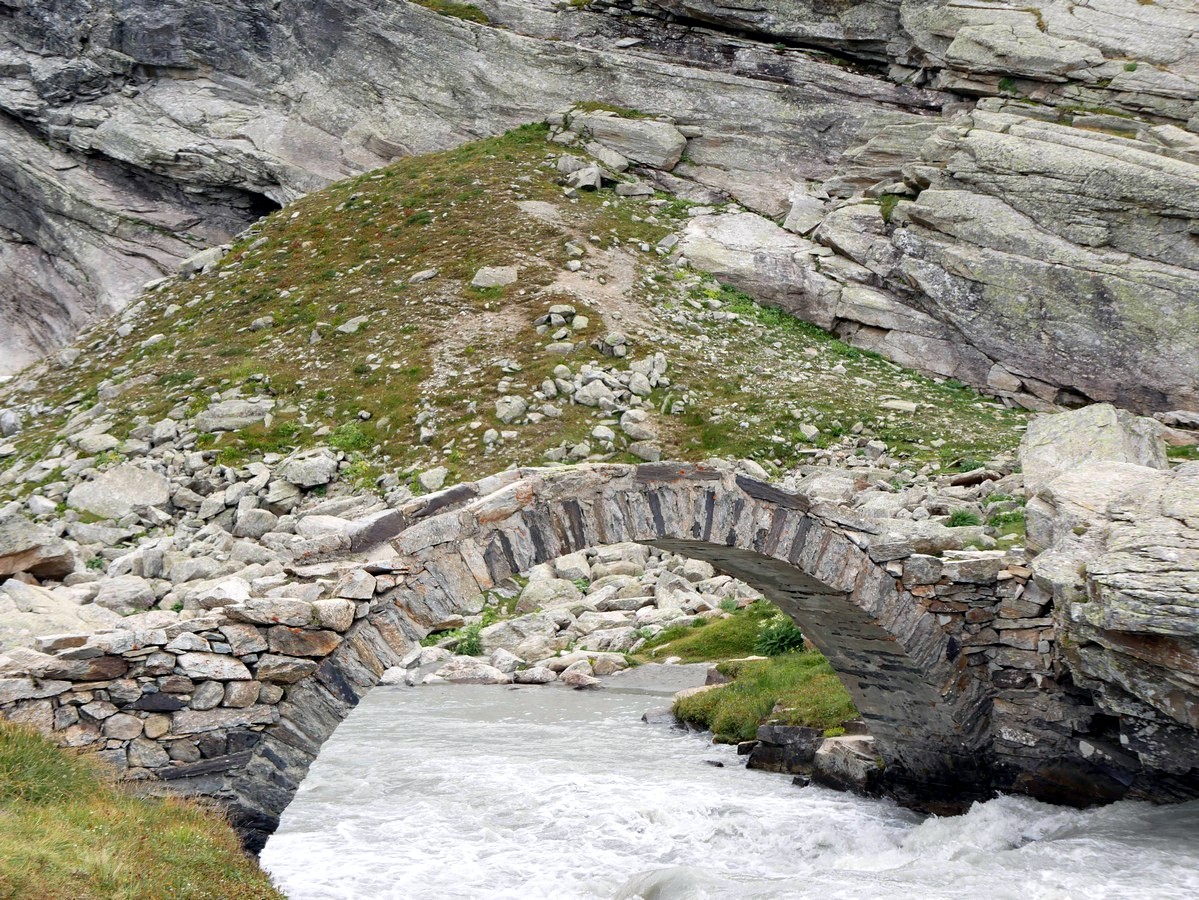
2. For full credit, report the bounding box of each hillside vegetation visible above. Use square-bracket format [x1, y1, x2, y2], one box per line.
[0, 122, 1027, 506]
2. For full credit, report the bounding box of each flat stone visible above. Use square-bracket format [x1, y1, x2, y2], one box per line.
[228, 598, 315, 627]
[266, 627, 342, 657]
[176, 652, 252, 681]
[170, 704, 276, 734]
[193, 399, 275, 433]
[67, 465, 171, 519]
[255, 654, 318, 683]
[470, 266, 518, 289]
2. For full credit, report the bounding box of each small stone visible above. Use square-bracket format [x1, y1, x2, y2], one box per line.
[125, 737, 168, 769]
[103, 714, 142, 743]
[313, 598, 356, 631]
[418, 467, 449, 492]
[471, 266, 518, 289]
[223, 680, 261, 708]
[336, 315, 369, 334]
[496, 396, 528, 424]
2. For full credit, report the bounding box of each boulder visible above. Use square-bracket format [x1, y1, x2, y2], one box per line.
[431, 656, 512, 684]
[567, 112, 687, 170]
[1020, 404, 1168, 494]
[480, 612, 561, 655]
[516, 578, 583, 612]
[193, 398, 275, 432]
[489, 648, 524, 674]
[0, 517, 75, 579]
[93, 575, 157, 614]
[0, 409, 22, 437]
[276, 449, 339, 488]
[495, 396, 527, 424]
[66, 465, 171, 519]
[513, 666, 557, 685]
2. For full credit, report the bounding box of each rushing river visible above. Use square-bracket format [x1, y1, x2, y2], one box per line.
[262, 674, 1199, 900]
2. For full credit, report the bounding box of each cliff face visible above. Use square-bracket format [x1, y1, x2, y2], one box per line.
[1, 0, 1197, 412]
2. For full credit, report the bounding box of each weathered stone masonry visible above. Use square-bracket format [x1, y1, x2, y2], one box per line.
[0, 462, 1187, 850]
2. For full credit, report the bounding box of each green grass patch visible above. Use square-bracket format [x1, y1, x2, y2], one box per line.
[878, 194, 901, 223]
[674, 652, 858, 743]
[0, 722, 282, 899]
[639, 601, 777, 661]
[411, 0, 489, 23]
[947, 510, 983, 527]
[328, 423, 371, 452]
[571, 102, 652, 119]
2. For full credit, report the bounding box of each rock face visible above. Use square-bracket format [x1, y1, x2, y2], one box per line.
[0, 0, 941, 373]
[1024, 407, 1199, 797]
[4, 0, 1194, 411]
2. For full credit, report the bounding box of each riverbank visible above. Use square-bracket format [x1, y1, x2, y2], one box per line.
[0, 721, 281, 899]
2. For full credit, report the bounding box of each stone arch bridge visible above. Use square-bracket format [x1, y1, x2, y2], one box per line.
[1, 463, 1101, 850]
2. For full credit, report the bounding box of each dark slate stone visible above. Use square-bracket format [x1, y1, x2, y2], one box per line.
[735, 474, 811, 511]
[127, 692, 186, 711]
[158, 751, 253, 781]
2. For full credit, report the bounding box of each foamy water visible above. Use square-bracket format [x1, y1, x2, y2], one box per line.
[262, 684, 1199, 900]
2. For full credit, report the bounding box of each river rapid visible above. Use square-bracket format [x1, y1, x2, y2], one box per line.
[261, 678, 1199, 900]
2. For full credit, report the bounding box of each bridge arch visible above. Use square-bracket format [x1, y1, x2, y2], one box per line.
[221, 462, 995, 849]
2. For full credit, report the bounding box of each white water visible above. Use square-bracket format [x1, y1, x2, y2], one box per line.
[262, 683, 1199, 900]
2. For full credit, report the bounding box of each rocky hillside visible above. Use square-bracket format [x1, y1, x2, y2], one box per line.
[0, 120, 1034, 512]
[1, 1, 1196, 414]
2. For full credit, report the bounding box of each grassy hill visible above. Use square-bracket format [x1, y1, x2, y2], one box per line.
[0, 122, 1027, 505]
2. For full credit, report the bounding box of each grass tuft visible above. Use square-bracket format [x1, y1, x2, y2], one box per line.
[674, 652, 858, 743]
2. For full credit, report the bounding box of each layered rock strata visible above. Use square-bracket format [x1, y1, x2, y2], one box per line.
[2, 1, 1195, 413]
